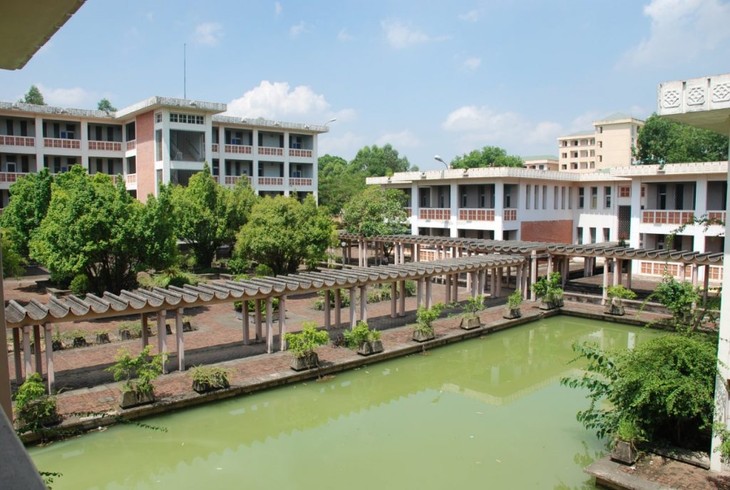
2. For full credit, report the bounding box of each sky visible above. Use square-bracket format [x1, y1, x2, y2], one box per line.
[2, 0, 730, 170]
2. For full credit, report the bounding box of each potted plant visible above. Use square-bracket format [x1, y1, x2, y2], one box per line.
[611, 418, 643, 465]
[190, 365, 230, 394]
[413, 303, 444, 342]
[605, 285, 637, 316]
[95, 329, 111, 344]
[14, 373, 60, 431]
[532, 272, 564, 310]
[503, 290, 523, 319]
[118, 320, 142, 340]
[460, 295, 484, 330]
[284, 322, 329, 371]
[51, 327, 64, 351]
[343, 321, 384, 356]
[107, 345, 164, 409]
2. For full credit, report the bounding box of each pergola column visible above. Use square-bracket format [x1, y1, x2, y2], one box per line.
[626, 260, 633, 290]
[334, 289, 342, 328]
[359, 286, 368, 323]
[175, 308, 185, 371]
[13, 329, 22, 384]
[416, 278, 424, 309]
[704, 265, 711, 305]
[156, 310, 167, 374]
[279, 296, 287, 351]
[362, 240, 368, 267]
[358, 240, 363, 267]
[349, 287, 357, 327]
[496, 267, 503, 298]
[255, 299, 263, 341]
[547, 255, 553, 276]
[398, 280, 406, 317]
[489, 269, 497, 297]
[562, 257, 570, 286]
[43, 324, 54, 392]
[516, 263, 523, 299]
[22, 325, 32, 379]
[324, 290, 332, 329]
[33, 324, 42, 376]
[390, 283, 397, 318]
[141, 313, 149, 347]
[266, 296, 274, 354]
[530, 251, 538, 301]
[613, 259, 621, 287]
[602, 259, 611, 305]
[242, 300, 250, 345]
[451, 272, 459, 302]
[444, 275, 451, 304]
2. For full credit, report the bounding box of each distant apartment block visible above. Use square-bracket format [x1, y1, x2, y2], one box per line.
[557, 113, 643, 172]
[0, 96, 329, 205]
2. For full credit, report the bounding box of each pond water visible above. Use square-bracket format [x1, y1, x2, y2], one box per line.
[29, 316, 662, 489]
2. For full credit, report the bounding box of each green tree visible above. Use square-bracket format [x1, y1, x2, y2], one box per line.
[635, 113, 728, 165]
[21, 85, 45, 105]
[317, 154, 365, 214]
[234, 195, 335, 275]
[97, 98, 117, 112]
[29, 166, 176, 294]
[1, 231, 24, 278]
[222, 179, 258, 244]
[351, 144, 412, 177]
[0, 169, 54, 258]
[450, 146, 524, 169]
[342, 186, 409, 237]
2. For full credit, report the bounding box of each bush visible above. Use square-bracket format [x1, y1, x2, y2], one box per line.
[415, 303, 444, 335]
[284, 322, 329, 358]
[14, 373, 58, 430]
[139, 268, 199, 289]
[343, 321, 381, 349]
[69, 273, 90, 295]
[190, 365, 230, 390]
[254, 263, 274, 277]
[226, 256, 250, 275]
[107, 345, 164, 396]
[507, 291, 522, 309]
[606, 285, 637, 301]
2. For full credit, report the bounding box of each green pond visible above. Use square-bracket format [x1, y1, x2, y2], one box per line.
[29, 316, 662, 489]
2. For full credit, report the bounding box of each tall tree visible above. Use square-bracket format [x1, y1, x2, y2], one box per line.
[342, 186, 409, 237]
[635, 113, 729, 165]
[234, 195, 335, 275]
[21, 85, 45, 105]
[317, 154, 366, 214]
[351, 144, 412, 177]
[0, 169, 54, 258]
[29, 166, 176, 294]
[450, 146, 524, 169]
[97, 98, 117, 112]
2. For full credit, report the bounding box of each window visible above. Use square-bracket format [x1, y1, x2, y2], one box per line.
[590, 227, 597, 244]
[155, 129, 162, 161]
[590, 187, 598, 209]
[5, 120, 12, 135]
[553, 186, 558, 210]
[604, 186, 612, 208]
[542, 185, 547, 209]
[675, 183, 685, 209]
[170, 113, 204, 125]
[561, 186, 566, 209]
[657, 184, 667, 209]
[619, 186, 630, 198]
[603, 228, 610, 242]
[461, 193, 467, 208]
[568, 188, 573, 209]
[577, 227, 583, 244]
[525, 185, 531, 209]
[20, 120, 27, 136]
[578, 188, 585, 209]
[155, 112, 162, 123]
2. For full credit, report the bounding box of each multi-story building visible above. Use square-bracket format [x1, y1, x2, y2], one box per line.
[368, 160, 727, 281]
[557, 113, 643, 172]
[522, 155, 559, 171]
[0, 96, 329, 205]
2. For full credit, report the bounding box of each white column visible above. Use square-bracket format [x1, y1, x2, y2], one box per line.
[266, 297, 274, 354]
[44, 324, 54, 392]
[391, 283, 397, 318]
[324, 290, 332, 329]
[279, 296, 287, 351]
[411, 183, 420, 235]
[335, 289, 342, 328]
[450, 182, 459, 237]
[176, 308, 185, 371]
[349, 287, 357, 327]
[360, 286, 368, 323]
[22, 326, 32, 378]
[694, 176, 708, 253]
[494, 181, 505, 240]
[242, 300, 250, 345]
[629, 177, 643, 276]
[157, 310, 167, 374]
[255, 299, 263, 341]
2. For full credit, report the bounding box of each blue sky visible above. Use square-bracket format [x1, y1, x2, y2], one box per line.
[2, 0, 730, 169]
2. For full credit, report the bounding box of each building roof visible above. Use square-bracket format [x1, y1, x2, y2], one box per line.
[558, 130, 594, 138]
[594, 112, 644, 125]
[522, 155, 559, 162]
[0, 0, 85, 70]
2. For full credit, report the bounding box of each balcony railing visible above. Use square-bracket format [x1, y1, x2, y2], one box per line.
[504, 208, 517, 221]
[289, 177, 312, 187]
[258, 146, 283, 156]
[405, 207, 412, 217]
[225, 144, 253, 155]
[125, 174, 137, 184]
[0, 172, 26, 183]
[88, 140, 122, 151]
[44, 138, 80, 149]
[225, 175, 252, 186]
[289, 148, 313, 158]
[708, 211, 726, 224]
[258, 176, 283, 186]
[126, 140, 136, 151]
[212, 143, 219, 153]
[0, 135, 34, 147]
[419, 208, 450, 220]
[458, 208, 495, 221]
[641, 210, 695, 225]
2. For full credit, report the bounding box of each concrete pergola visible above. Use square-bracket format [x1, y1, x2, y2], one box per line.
[5, 254, 524, 393]
[657, 73, 730, 471]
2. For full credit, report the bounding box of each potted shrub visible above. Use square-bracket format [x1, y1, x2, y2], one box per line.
[460, 295, 484, 330]
[51, 327, 64, 351]
[284, 322, 329, 371]
[604, 285, 637, 316]
[503, 290, 523, 319]
[611, 418, 643, 465]
[190, 365, 230, 394]
[107, 345, 164, 409]
[95, 329, 111, 344]
[532, 272, 564, 310]
[413, 304, 444, 342]
[118, 320, 142, 340]
[14, 373, 59, 431]
[343, 321, 384, 356]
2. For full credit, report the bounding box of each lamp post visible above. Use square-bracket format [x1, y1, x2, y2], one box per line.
[434, 155, 449, 169]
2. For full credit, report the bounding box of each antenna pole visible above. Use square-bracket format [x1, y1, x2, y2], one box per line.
[183, 43, 187, 99]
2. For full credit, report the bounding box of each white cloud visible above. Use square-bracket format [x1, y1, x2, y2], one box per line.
[619, 0, 730, 68]
[227, 80, 331, 119]
[463, 57, 481, 70]
[338, 28, 353, 42]
[290, 21, 307, 38]
[275, 2, 282, 15]
[381, 19, 443, 49]
[459, 9, 480, 22]
[194, 22, 224, 46]
[318, 131, 365, 160]
[37, 84, 96, 107]
[376, 130, 420, 148]
[441, 105, 564, 155]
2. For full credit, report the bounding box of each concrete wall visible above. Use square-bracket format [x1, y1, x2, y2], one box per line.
[520, 219, 573, 243]
[135, 111, 155, 202]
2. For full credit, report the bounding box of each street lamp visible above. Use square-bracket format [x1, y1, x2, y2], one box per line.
[434, 155, 449, 169]
[324, 118, 337, 126]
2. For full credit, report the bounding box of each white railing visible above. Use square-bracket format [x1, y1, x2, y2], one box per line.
[289, 177, 312, 187]
[258, 176, 283, 186]
[224, 175, 252, 186]
[125, 174, 137, 184]
[44, 138, 80, 149]
[641, 210, 695, 225]
[458, 208, 494, 221]
[419, 208, 450, 220]
[289, 148, 313, 158]
[225, 144, 253, 155]
[88, 140, 122, 151]
[126, 140, 136, 151]
[0, 172, 26, 183]
[0, 135, 34, 147]
[258, 146, 283, 156]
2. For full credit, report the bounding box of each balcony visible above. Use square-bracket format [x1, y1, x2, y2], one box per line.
[0, 172, 27, 184]
[289, 177, 313, 187]
[419, 208, 450, 220]
[641, 210, 695, 225]
[125, 174, 137, 185]
[258, 176, 283, 186]
[458, 208, 494, 221]
[0, 135, 34, 147]
[289, 148, 313, 158]
[258, 146, 283, 157]
[224, 144, 253, 155]
[88, 140, 122, 152]
[44, 138, 80, 150]
[708, 211, 726, 224]
[126, 140, 136, 151]
[225, 175, 252, 186]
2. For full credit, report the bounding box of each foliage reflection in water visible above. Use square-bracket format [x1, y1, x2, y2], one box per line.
[30, 316, 661, 489]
